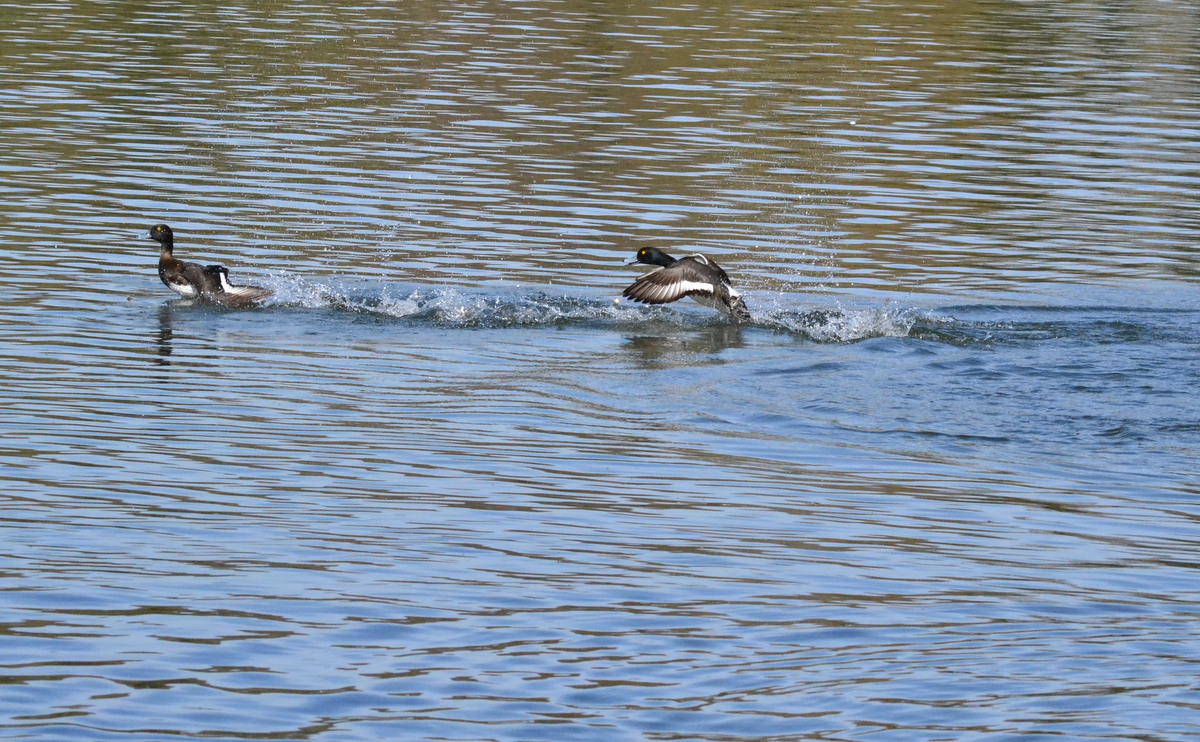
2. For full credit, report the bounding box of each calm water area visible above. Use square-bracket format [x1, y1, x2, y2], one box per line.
[2, 1, 1199, 740]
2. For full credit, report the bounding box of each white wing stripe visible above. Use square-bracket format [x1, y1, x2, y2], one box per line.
[675, 279, 715, 295]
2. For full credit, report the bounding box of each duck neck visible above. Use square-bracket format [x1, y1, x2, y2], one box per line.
[647, 251, 676, 268]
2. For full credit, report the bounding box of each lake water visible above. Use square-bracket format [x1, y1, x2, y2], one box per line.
[2, 1, 1199, 740]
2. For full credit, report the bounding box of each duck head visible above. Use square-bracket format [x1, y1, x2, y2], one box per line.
[149, 224, 174, 253]
[624, 247, 676, 267]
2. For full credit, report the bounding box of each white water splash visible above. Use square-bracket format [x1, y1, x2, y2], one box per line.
[256, 274, 920, 340]
[757, 299, 919, 342]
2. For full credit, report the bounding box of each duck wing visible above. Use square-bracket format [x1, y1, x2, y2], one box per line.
[174, 260, 224, 297]
[205, 265, 274, 304]
[622, 258, 721, 305]
[686, 254, 735, 285]
[220, 284, 274, 303]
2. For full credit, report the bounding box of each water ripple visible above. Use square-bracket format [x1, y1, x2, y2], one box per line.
[3, 0, 1200, 739]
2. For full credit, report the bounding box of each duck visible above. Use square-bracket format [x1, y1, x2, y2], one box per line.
[149, 224, 272, 305]
[622, 247, 751, 322]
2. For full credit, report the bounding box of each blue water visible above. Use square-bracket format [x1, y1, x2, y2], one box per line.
[2, 0, 1200, 739]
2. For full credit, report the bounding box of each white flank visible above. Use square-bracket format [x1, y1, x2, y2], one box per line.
[170, 282, 197, 298]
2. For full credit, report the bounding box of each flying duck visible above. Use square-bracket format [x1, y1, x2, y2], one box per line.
[622, 247, 751, 322]
[149, 224, 272, 305]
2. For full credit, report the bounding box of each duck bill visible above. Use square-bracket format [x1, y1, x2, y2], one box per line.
[623, 256, 639, 265]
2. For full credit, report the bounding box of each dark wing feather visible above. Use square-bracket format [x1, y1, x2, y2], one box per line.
[179, 261, 222, 286]
[687, 254, 734, 285]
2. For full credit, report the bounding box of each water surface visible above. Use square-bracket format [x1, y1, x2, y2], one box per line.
[2, 1, 1199, 740]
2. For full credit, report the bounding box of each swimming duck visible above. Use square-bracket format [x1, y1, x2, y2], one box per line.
[622, 247, 751, 322]
[149, 224, 272, 305]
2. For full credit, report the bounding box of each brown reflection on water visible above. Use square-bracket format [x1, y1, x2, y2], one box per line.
[1, 0, 1196, 300]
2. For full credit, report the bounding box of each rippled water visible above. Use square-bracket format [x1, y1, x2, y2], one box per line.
[3, 1, 1200, 740]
